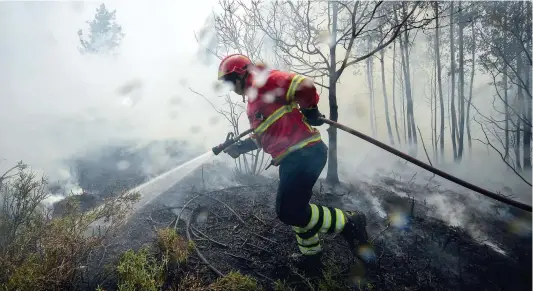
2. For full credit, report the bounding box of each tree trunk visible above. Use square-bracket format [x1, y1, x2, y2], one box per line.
[392, 40, 402, 145]
[433, 52, 438, 159]
[515, 115, 522, 170]
[401, 3, 417, 148]
[466, 19, 475, 155]
[504, 71, 510, 160]
[430, 69, 435, 156]
[396, 8, 408, 145]
[400, 42, 407, 144]
[504, 15, 510, 161]
[434, 2, 445, 161]
[457, 1, 465, 161]
[522, 54, 532, 169]
[515, 56, 523, 170]
[366, 36, 377, 137]
[403, 40, 416, 146]
[449, 1, 458, 160]
[326, 1, 340, 184]
[380, 49, 394, 145]
[399, 32, 411, 144]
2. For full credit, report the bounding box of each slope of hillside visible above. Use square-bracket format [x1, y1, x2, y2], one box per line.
[82, 162, 532, 291]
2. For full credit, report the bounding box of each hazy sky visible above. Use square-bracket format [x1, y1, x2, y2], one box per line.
[0, 1, 226, 176]
[0, 1, 529, 203]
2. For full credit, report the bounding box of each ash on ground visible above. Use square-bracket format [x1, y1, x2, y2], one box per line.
[82, 161, 531, 291]
[144, 173, 531, 291]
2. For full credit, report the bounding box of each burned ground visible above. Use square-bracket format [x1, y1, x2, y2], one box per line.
[136, 166, 531, 290]
[81, 162, 531, 291]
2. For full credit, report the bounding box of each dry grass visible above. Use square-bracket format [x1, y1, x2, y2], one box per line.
[0, 162, 139, 291]
[174, 272, 204, 291]
[208, 271, 262, 291]
[156, 228, 193, 265]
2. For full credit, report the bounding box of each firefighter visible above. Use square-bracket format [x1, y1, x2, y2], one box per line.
[217, 54, 370, 274]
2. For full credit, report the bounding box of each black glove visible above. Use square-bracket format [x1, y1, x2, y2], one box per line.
[223, 138, 259, 159]
[301, 106, 325, 126]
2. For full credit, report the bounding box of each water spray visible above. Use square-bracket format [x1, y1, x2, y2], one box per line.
[85, 150, 214, 236]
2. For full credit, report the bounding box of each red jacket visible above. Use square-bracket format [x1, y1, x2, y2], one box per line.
[245, 67, 322, 165]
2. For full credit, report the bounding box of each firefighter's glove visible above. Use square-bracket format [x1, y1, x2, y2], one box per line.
[301, 106, 325, 126]
[223, 138, 259, 159]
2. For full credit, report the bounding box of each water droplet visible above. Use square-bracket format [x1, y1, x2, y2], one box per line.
[116, 160, 130, 171]
[357, 244, 376, 262]
[273, 87, 284, 97]
[117, 79, 142, 96]
[316, 30, 334, 47]
[389, 211, 409, 229]
[196, 207, 209, 225]
[262, 92, 276, 103]
[246, 87, 259, 102]
[169, 111, 179, 120]
[71, 2, 84, 13]
[208, 116, 220, 125]
[122, 97, 133, 107]
[301, 78, 314, 88]
[168, 96, 182, 106]
[508, 219, 532, 237]
[189, 125, 201, 134]
[251, 66, 270, 88]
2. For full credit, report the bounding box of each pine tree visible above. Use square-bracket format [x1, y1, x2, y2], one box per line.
[77, 3, 125, 55]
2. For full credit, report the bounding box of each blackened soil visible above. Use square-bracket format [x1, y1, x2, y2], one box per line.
[152, 183, 532, 291]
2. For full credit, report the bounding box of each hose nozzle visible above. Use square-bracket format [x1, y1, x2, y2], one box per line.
[211, 129, 254, 156]
[212, 132, 236, 155]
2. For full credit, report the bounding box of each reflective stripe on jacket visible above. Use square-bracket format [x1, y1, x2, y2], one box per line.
[245, 69, 322, 165]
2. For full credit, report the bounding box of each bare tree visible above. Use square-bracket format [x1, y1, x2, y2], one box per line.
[190, 88, 269, 176]
[213, 0, 427, 183]
[466, 17, 476, 155]
[457, 1, 465, 160]
[379, 47, 394, 145]
[449, 1, 459, 160]
[366, 36, 378, 137]
[434, 2, 445, 160]
[396, 2, 419, 150]
[475, 1, 532, 175]
[392, 39, 402, 145]
[198, 0, 268, 62]
[198, 0, 272, 176]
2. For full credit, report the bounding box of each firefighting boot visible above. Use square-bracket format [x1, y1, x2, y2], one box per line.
[341, 211, 370, 256]
[289, 252, 324, 278]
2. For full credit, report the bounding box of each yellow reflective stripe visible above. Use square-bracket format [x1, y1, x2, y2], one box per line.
[273, 133, 322, 164]
[334, 209, 346, 234]
[320, 206, 332, 233]
[298, 244, 322, 255]
[296, 233, 319, 246]
[286, 74, 306, 102]
[254, 103, 298, 135]
[302, 116, 314, 132]
[293, 204, 319, 233]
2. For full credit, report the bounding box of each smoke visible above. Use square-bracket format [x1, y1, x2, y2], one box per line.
[0, 1, 226, 190]
[1, 0, 529, 237]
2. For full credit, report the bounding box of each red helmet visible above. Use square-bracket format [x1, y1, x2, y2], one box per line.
[218, 54, 253, 80]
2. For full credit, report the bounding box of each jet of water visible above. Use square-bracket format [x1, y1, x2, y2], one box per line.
[130, 150, 213, 210]
[85, 150, 214, 236]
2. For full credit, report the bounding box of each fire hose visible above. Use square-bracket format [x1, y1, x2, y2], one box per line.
[212, 118, 532, 213]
